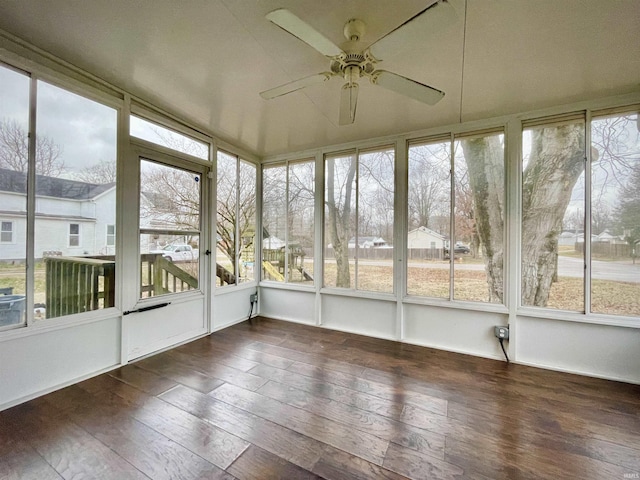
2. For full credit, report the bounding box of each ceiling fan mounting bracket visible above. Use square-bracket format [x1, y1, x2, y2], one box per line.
[343, 18, 366, 42]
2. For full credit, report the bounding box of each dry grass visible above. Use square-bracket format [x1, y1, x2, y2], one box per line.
[324, 261, 640, 316]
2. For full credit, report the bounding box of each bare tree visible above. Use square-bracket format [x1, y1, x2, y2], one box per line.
[76, 159, 116, 184]
[325, 155, 356, 287]
[408, 144, 449, 231]
[0, 118, 65, 176]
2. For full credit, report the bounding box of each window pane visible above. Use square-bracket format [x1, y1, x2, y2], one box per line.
[407, 140, 451, 298]
[130, 115, 208, 160]
[262, 164, 286, 282]
[522, 120, 585, 311]
[591, 112, 640, 316]
[35, 80, 117, 319]
[454, 133, 504, 304]
[324, 152, 356, 288]
[0, 63, 29, 328]
[139, 159, 200, 298]
[239, 160, 256, 283]
[217, 151, 237, 285]
[357, 148, 394, 293]
[288, 160, 315, 285]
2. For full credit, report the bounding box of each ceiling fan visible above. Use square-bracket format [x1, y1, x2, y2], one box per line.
[260, 1, 456, 125]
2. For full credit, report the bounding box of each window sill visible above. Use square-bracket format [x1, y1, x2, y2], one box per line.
[0, 307, 122, 343]
[215, 281, 257, 295]
[320, 287, 396, 302]
[403, 295, 509, 314]
[516, 307, 640, 329]
[259, 281, 315, 293]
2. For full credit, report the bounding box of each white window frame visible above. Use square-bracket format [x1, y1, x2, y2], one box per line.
[106, 224, 115, 246]
[68, 223, 80, 247]
[0, 221, 14, 244]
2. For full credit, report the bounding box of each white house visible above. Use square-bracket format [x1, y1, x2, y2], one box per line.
[407, 226, 446, 250]
[0, 168, 116, 261]
[347, 236, 387, 249]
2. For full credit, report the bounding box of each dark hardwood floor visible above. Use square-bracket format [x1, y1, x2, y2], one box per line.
[1, 317, 639, 479]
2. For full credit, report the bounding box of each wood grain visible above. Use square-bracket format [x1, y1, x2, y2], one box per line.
[1, 317, 638, 480]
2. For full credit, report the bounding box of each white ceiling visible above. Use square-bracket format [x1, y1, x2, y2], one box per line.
[0, 0, 639, 157]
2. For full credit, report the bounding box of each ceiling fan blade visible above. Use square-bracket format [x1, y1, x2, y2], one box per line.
[260, 73, 332, 100]
[339, 83, 359, 125]
[367, 1, 456, 61]
[372, 71, 444, 105]
[266, 9, 344, 58]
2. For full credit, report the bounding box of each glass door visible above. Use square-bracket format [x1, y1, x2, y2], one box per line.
[126, 148, 209, 360]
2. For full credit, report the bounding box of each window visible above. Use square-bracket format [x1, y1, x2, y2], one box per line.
[139, 159, 201, 298]
[407, 138, 451, 298]
[454, 131, 504, 303]
[262, 159, 315, 285]
[217, 151, 257, 286]
[35, 79, 118, 319]
[130, 115, 208, 160]
[69, 223, 80, 247]
[522, 115, 586, 312]
[106, 224, 115, 246]
[590, 110, 640, 316]
[407, 130, 504, 304]
[324, 147, 394, 293]
[1, 221, 13, 243]
[0, 62, 29, 329]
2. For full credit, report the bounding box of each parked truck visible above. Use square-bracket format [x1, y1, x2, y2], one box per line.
[151, 244, 199, 262]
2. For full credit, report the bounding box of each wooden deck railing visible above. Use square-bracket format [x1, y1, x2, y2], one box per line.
[141, 254, 198, 297]
[45, 254, 200, 316]
[44, 256, 115, 318]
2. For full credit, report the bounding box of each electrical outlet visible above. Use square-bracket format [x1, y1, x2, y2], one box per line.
[250, 292, 258, 303]
[494, 326, 509, 340]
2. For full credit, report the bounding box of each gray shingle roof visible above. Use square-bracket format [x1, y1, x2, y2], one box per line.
[0, 168, 114, 199]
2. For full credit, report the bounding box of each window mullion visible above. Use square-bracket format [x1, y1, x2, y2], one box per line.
[584, 111, 592, 315]
[449, 134, 455, 302]
[25, 76, 37, 326]
[284, 163, 290, 283]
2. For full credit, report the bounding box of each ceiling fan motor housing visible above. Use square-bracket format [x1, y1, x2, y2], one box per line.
[344, 18, 366, 41]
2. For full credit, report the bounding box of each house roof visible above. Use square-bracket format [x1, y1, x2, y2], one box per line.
[0, 168, 115, 200]
[409, 226, 446, 239]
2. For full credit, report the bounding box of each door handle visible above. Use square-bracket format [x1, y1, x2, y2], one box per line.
[205, 250, 211, 255]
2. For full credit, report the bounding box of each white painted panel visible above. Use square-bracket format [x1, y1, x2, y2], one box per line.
[404, 304, 508, 360]
[321, 295, 395, 339]
[261, 287, 315, 325]
[127, 299, 205, 360]
[0, 317, 120, 409]
[213, 287, 256, 330]
[517, 316, 640, 384]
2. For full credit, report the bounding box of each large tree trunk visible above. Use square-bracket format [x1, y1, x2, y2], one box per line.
[461, 137, 505, 302]
[461, 124, 585, 306]
[521, 125, 585, 306]
[326, 157, 356, 288]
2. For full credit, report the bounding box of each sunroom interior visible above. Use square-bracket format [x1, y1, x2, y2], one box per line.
[0, 0, 639, 418]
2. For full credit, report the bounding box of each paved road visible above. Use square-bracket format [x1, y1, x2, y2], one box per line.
[400, 256, 640, 283]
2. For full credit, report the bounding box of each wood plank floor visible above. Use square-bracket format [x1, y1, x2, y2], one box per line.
[1, 317, 639, 479]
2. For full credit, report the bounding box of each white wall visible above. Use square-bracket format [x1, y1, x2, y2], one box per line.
[213, 286, 257, 331]
[516, 316, 640, 383]
[404, 304, 508, 360]
[321, 294, 397, 340]
[260, 286, 315, 325]
[0, 317, 121, 409]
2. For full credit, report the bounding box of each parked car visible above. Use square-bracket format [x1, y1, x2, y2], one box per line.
[151, 244, 199, 262]
[454, 244, 470, 254]
[444, 244, 470, 256]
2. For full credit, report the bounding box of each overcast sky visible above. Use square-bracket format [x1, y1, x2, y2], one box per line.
[1, 63, 117, 176]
